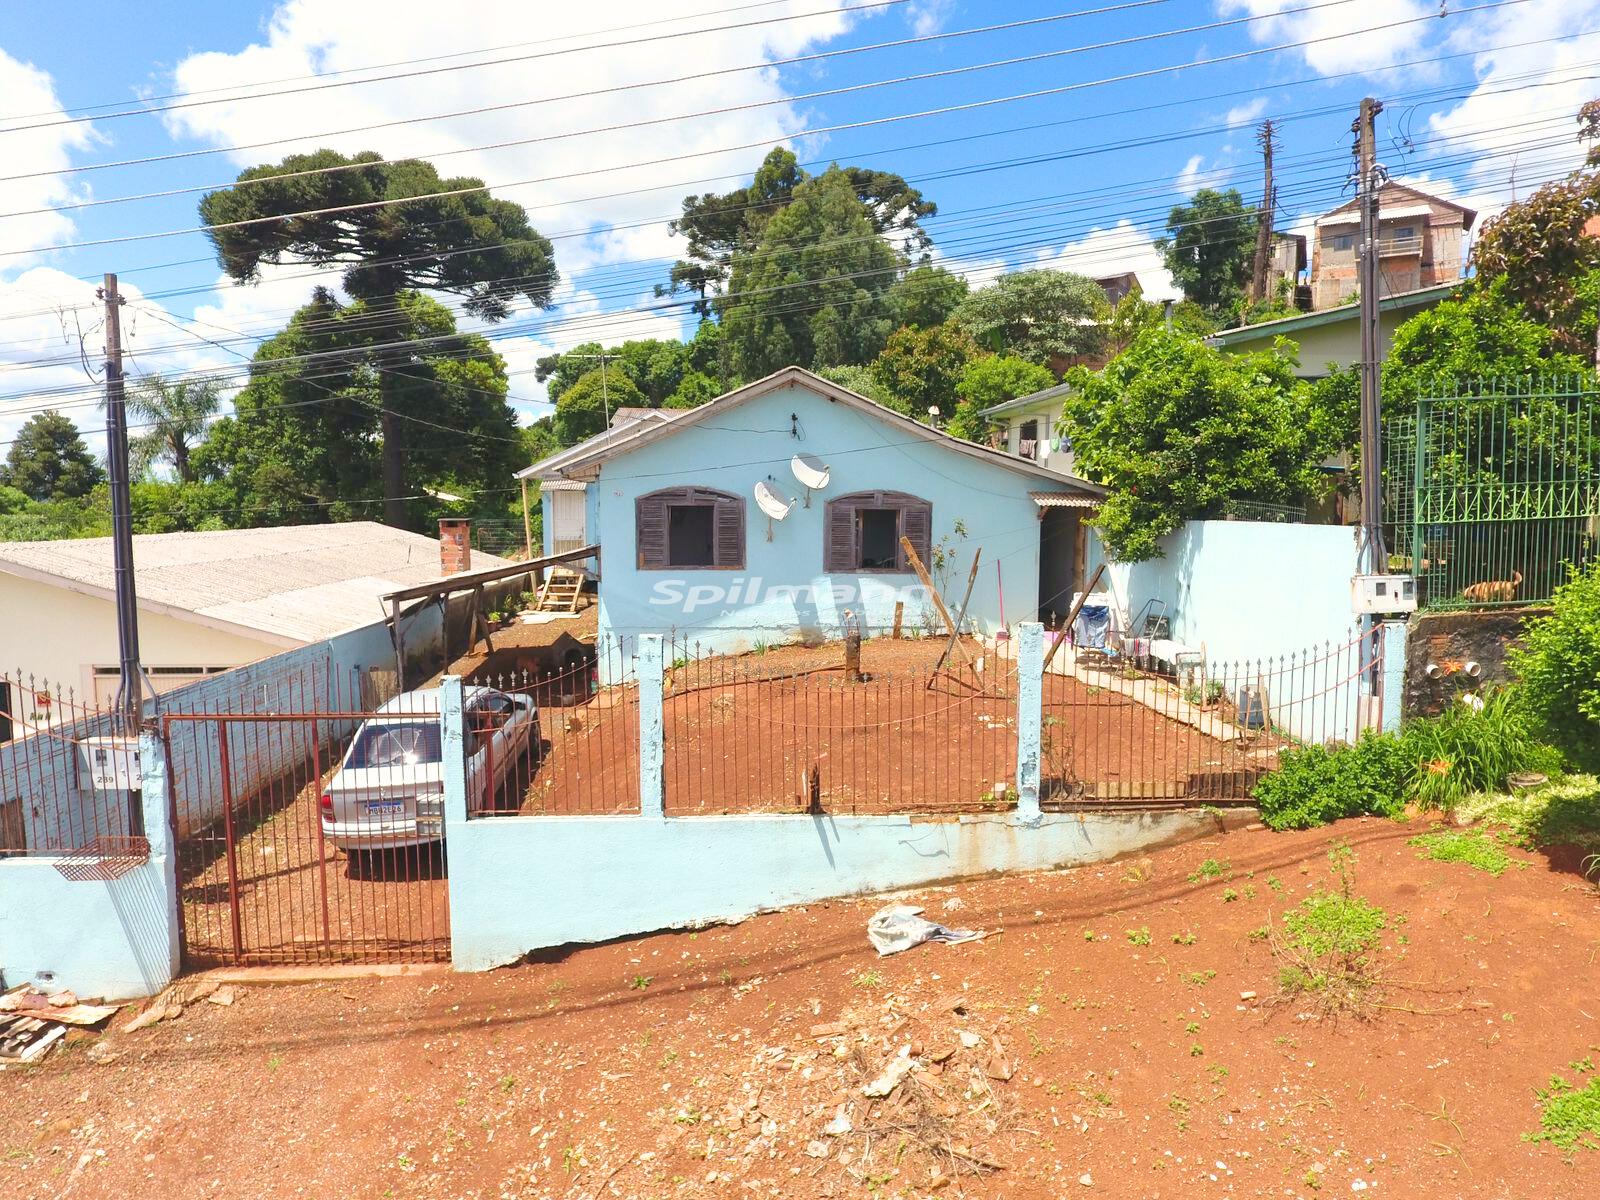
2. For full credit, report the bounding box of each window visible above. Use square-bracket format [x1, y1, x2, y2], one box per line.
[346, 723, 443, 768]
[1330, 233, 1355, 253]
[635, 486, 745, 570]
[824, 491, 932, 573]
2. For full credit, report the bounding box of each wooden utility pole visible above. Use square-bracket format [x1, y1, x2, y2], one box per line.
[99, 273, 144, 738]
[1250, 119, 1278, 303]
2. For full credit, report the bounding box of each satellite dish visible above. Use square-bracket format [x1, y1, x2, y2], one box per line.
[791, 454, 830, 508]
[754, 481, 794, 520]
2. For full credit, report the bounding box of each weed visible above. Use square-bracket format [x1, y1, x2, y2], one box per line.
[1247, 925, 1270, 941]
[1126, 927, 1152, 946]
[1173, 931, 1197, 946]
[266, 1054, 283, 1072]
[1184, 970, 1217, 987]
[1082, 929, 1097, 942]
[1188, 858, 1230, 882]
[1272, 841, 1388, 1011]
[1206, 1063, 1230, 1083]
[1184, 1021, 1200, 1035]
[1526, 1072, 1600, 1154]
[1410, 828, 1521, 876]
[853, 969, 884, 989]
[1189, 1043, 1205, 1057]
[1304, 1168, 1322, 1190]
[629, 975, 653, 991]
[499, 1075, 516, 1095]
[1266, 875, 1284, 893]
[717, 968, 733, 985]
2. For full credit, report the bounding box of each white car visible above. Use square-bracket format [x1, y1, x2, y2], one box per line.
[319, 685, 539, 852]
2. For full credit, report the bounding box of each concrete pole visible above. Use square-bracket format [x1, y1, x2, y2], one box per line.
[440, 675, 468, 830]
[638, 635, 665, 818]
[1015, 621, 1044, 824]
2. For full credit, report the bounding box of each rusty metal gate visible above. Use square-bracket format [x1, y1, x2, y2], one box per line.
[163, 700, 450, 966]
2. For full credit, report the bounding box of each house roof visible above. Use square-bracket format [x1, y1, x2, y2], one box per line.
[516, 408, 681, 481]
[0, 523, 514, 648]
[1315, 181, 1477, 230]
[547, 366, 1106, 495]
[977, 380, 1075, 419]
[1204, 282, 1458, 348]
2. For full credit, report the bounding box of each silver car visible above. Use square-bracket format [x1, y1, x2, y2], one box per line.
[319, 685, 539, 851]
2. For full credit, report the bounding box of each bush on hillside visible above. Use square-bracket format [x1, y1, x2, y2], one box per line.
[1254, 733, 1412, 830]
[1511, 562, 1600, 770]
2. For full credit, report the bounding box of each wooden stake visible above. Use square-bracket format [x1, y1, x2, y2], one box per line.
[891, 601, 904, 639]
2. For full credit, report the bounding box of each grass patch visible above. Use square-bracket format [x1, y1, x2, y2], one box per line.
[1187, 858, 1230, 882]
[1455, 775, 1600, 859]
[1527, 1069, 1600, 1155]
[1271, 841, 1387, 1012]
[1409, 828, 1522, 876]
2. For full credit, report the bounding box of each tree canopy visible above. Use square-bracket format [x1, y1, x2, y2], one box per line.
[868, 321, 978, 420]
[551, 366, 646, 445]
[127, 375, 222, 483]
[951, 270, 1109, 370]
[1062, 329, 1335, 561]
[199, 150, 557, 526]
[1155, 188, 1258, 323]
[1, 411, 104, 501]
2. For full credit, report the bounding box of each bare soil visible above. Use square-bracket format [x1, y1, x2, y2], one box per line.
[11, 817, 1600, 1198]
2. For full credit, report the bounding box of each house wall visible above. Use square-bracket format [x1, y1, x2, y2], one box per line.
[590, 382, 1050, 653]
[0, 572, 286, 703]
[998, 398, 1076, 475]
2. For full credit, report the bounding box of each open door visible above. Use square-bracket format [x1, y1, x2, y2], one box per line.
[1038, 508, 1080, 626]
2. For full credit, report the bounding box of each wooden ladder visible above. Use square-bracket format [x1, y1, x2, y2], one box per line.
[534, 567, 585, 613]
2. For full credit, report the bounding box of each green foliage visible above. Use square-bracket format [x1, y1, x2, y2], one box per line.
[1526, 1071, 1600, 1154]
[663, 370, 722, 410]
[1155, 188, 1259, 322]
[888, 264, 968, 328]
[1062, 328, 1335, 561]
[1254, 734, 1412, 831]
[1511, 562, 1600, 770]
[951, 269, 1109, 368]
[127, 375, 222, 483]
[535, 336, 705, 410]
[1104, 293, 1215, 358]
[1455, 775, 1600, 855]
[815, 364, 893, 405]
[1274, 842, 1387, 1008]
[943, 355, 1057, 443]
[867, 321, 977, 419]
[720, 166, 906, 378]
[0, 411, 104, 501]
[1408, 828, 1519, 876]
[664, 147, 934, 316]
[552, 366, 646, 445]
[0, 490, 110, 541]
[1405, 690, 1562, 808]
[1186, 858, 1230, 882]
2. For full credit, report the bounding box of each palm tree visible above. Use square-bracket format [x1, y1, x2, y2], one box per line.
[126, 375, 221, 483]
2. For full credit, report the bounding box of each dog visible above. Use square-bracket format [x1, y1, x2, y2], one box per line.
[1461, 569, 1522, 603]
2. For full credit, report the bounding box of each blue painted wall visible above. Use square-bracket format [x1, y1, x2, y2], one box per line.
[0, 731, 179, 1000]
[590, 381, 1050, 653]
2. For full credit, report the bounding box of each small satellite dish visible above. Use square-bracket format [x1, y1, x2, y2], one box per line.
[791, 454, 830, 508]
[754, 481, 794, 542]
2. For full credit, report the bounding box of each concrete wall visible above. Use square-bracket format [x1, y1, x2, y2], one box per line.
[591, 381, 1049, 654]
[0, 571, 286, 703]
[0, 731, 179, 1000]
[1403, 607, 1542, 718]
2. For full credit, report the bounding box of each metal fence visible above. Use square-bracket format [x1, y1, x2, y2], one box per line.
[1386, 376, 1600, 609]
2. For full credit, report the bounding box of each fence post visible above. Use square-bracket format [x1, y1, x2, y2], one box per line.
[1015, 621, 1044, 824]
[1379, 619, 1408, 733]
[138, 728, 181, 988]
[638, 635, 665, 818]
[440, 676, 468, 829]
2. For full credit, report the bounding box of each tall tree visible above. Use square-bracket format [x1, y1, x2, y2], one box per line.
[951, 270, 1109, 371]
[888, 264, 969, 329]
[945, 355, 1057, 442]
[551, 366, 645, 445]
[868, 321, 978, 420]
[1156, 188, 1259, 323]
[719, 166, 907, 379]
[664, 147, 935, 314]
[127, 375, 222, 483]
[0, 411, 103, 501]
[210, 291, 521, 528]
[199, 150, 557, 526]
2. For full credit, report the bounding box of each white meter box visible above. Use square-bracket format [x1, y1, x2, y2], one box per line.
[1351, 574, 1417, 615]
[79, 737, 141, 791]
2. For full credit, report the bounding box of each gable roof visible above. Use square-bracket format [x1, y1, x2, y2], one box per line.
[516, 408, 681, 481]
[0, 523, 513, 647]
[978, 380, 1075, 419]
[1205, 282, 1457, 348]
[1315, 181, 1476, 229]
[546, 366, 1105, 494]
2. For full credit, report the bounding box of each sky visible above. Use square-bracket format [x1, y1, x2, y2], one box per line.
[0, 0, 1595, 455]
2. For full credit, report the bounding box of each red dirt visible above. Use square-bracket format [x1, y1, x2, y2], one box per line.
[13, 817, 1600, 1198]
[520, 637, 1252, 816]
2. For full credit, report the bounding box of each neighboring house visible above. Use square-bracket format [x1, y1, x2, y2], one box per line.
[1310, 182, 1475, 310]
[978, 381, 1078, 476]
[1205, 281, 1457, 379]
[529, 367, 1105, 650]
[518, 408, 680, 562]
[0, 522, 508, 708]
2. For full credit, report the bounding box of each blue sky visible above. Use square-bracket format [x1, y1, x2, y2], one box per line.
[1, 0, 1595, 448]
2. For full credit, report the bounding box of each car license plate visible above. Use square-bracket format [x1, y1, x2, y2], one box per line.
[366, 800, 405, 816]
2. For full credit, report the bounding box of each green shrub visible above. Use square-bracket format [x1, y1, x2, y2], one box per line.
[1408, 828, 1520, 876]
[1511, 562, 1600, 770]
[1456, 775, 1600, 854]
[1402, 690, 1562, 808]
[1254, 732, 1412, 830]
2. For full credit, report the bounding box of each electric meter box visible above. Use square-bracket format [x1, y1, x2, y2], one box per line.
[1351, 574, 1417, 615]
[79, 737, 141, 792]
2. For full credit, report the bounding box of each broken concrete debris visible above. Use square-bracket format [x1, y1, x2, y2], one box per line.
[0, 985, 121, 1064]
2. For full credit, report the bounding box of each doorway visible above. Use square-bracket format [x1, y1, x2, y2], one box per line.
[1038, 508, 1080, 626]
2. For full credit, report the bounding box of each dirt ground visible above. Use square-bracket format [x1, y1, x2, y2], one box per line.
[10, 817, 1600, 1198]
[521, 637, 1251, 816]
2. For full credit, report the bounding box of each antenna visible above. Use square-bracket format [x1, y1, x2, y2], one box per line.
[790, 454, 830, 508]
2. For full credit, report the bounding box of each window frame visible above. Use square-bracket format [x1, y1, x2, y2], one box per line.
[635, 485, 746, 571]
[823, 490, 933, 574]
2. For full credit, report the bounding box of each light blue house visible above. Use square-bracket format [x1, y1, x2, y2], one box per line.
[524, 367, 1103, 653]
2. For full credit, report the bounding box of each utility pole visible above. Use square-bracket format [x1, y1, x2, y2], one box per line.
[1250, 119, 1277, 304]
[1353, 97, 1389, 719]
[99, 273, 143, 739]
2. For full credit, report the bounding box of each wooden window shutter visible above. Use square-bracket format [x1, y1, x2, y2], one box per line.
[896, 495, 932, 571]
[636, 488, 683, 569]
[824, 495, 860, 571]
[712, 494, 745, 568]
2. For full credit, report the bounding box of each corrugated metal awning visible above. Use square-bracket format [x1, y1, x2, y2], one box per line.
[537, 479, 587, 492]
[1030, 491, 1100, 509]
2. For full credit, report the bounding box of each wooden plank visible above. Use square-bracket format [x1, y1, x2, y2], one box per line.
[891, 601, 904, 639]
[1040, 562, 1108, 675]
[929, 549, 983, 686]
[379, 544, 597, 604]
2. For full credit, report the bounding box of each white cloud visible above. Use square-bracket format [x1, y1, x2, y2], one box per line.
[1176, 154, 1237, 195]
[1223, 97, 1270, 130]
[906, 0, 955, 37]
[1217, 0, 1436, 76]
[1034, 220, 1180, 301]
[160, 0, 883, 280]
[0, 50, 98, 266]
